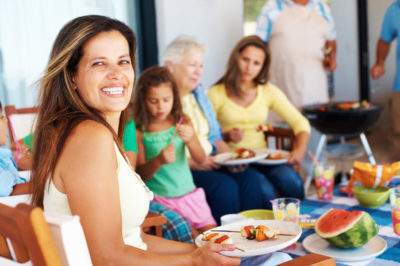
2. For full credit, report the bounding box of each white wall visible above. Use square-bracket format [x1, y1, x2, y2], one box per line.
[155, 0, 244, 89]
[0, 0, 131, 107]
[330, 0, 396, 105]
[330, 0, 359, 101]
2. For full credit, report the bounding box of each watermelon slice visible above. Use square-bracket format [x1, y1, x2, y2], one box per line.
[315, 208, 378, 248]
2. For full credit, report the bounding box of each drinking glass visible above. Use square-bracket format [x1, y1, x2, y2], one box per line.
[314, 164, 335, 200]
[270, 198, 300, 223]
[390, 187, 400, 236]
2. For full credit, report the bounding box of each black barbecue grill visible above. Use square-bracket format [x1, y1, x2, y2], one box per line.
[302, 101, 382, 191]
[303, 103, 381, 135]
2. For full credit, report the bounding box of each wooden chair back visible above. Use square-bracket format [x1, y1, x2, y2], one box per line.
[264, 127, 295, 150]
[0, 202, 62, 265]
[264, 127, 300, 173]
[4, 105, 38, 145]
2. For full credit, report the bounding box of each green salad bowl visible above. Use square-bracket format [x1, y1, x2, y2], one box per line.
[239, 209, 274, 220]
[352, 185, 390, 208]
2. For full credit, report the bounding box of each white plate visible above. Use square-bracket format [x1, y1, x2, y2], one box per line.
[214, 150, 268, 166]
[302, 233, 387, 263]
[256, 150, 289, 165]
[195, 219, 301, 257]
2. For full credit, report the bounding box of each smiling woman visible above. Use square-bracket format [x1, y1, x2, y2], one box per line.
[72, 30, 134, 127]
[31, 15, 239, 266]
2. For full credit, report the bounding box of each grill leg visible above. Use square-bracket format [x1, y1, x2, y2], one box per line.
[360, 133, 376, 165]
[304, 134, 327, 193]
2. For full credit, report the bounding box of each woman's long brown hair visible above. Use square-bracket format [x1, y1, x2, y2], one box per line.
[132, 66, 183, 131]
[216, 35, 270, 96]
[31, 15, 136, 207]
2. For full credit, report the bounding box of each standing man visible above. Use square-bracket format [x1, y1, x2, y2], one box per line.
[256, 0, 337, 108]
[370, 1, 400, 153]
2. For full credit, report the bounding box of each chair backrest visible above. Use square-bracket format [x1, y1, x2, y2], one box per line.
[264, 127, 295, 150]
[4, 105, 38, 145]
[0, 202, 62, 265]
[0, 195, 92, 266]
[44, 213, 92, 266]
[264, 127, 301, 173]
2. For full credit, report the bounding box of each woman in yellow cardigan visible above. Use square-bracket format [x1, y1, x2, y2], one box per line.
[208, 35, 310, 199]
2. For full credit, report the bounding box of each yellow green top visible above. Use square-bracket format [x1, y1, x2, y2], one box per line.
[208, 83, 310, 150]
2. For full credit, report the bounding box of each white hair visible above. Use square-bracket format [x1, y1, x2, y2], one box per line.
[162, 35, 205, 65]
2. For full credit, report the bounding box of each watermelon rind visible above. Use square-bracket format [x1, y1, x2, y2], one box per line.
[316, 209, 379, 249]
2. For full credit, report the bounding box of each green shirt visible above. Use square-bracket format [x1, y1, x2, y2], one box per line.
[123, 120, 138, 153]
[22, 134, 33, 150]
[143, 127, 195, 197]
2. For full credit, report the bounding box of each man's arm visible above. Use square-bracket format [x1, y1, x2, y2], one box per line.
[370, 39, 391, 79]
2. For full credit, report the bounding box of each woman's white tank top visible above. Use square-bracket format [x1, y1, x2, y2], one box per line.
[43, 143, 153, 250]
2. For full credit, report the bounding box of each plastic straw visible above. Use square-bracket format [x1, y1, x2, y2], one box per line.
[307, 150, 320, 167]
[9, 118, 23, 160]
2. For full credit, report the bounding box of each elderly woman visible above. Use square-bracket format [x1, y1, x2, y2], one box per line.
[163, 36, 275, 223]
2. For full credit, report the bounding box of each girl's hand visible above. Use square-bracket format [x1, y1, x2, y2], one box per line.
[12, 143, 33, 170]
[191, 243, 240, 266]
[227, 128, 243, 143]
[288, 147, 306, 166]
[157, 144, 175, 165]
[176, 123, 194, 144]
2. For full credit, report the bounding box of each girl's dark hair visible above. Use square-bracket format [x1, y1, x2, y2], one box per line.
[31, 15, 136, 207]
[132, 66, 182, 131]
[216, 35, 270, 96]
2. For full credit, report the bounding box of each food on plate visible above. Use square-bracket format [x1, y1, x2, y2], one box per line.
[201, 232, 233, 244]
[240, 225, 256, 240]
[257, 124, 274, 132]
[315, 208, 378, 249]
[240, 225, 278, 241]
[232, 148, 256, 159]
[266, 151, 285, 160]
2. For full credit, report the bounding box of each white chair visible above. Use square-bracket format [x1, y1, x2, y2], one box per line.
[0, 196, 92, 266]
[0, 200, 61, 265]
[4, 105, 38, 145]
[44, 213, 92, 266]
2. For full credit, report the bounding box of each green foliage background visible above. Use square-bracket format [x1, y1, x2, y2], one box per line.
[244, 0, 268, 22]
[243, 0, 332, 22]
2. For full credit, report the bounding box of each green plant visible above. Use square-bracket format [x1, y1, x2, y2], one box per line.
[243, 0, 268, 22]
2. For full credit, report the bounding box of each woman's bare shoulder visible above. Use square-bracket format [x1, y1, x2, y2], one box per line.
[57, 120, 118, 184]
[60, 120, 115, 166]
[68, 120, 114, 146]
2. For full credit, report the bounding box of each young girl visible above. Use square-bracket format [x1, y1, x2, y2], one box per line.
[133, 66, 216, 232]
[0, 100, 27, 196]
